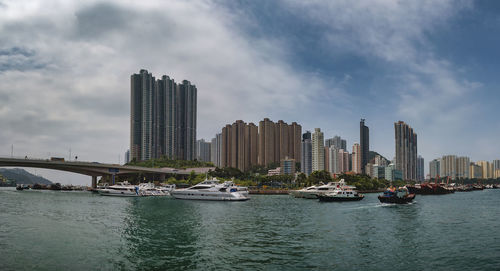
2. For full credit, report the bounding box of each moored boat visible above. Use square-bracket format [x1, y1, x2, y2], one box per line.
[318, 186, 364, 202]
[98, 182, 140, 197]
[293, 180, 350, 199]
[378, 187, 415, 204]
[290, 185, 319, 198]
[170, 178, 249, 201]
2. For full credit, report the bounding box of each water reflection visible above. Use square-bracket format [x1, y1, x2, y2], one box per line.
[122, 197, 201, 270]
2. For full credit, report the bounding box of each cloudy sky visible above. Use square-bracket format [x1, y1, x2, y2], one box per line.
[1, 0, 499, 184]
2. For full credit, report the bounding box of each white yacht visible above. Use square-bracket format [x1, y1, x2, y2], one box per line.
[294, 179, 351, 199]
[171, 178, 250, 201]
[317, 184, 364, 202]
[138, 183, 175, 196]
[290, 185, 319, 198]
[98, 182, 140, 197]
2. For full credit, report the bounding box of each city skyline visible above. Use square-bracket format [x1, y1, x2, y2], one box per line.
[1, 1, 500, 184]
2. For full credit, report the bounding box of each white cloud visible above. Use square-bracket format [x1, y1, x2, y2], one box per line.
[0, 0, 495, 183]
[0, 0, 343, 183]
[280, 0, 492, 168]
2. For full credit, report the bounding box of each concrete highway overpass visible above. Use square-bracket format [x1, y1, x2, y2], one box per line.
[0, 157, 215, 188]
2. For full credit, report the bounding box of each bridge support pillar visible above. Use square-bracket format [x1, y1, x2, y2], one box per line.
[160, 174, 166, 182]
[92, 176, 97, 189]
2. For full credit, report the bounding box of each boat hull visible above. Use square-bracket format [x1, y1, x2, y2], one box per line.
[378, 194, 415, 204]
[318, 195, 364, 202]
[97, 190, 140, 197]
[171, 191, 249, 201]
[408, 184, 454, 195]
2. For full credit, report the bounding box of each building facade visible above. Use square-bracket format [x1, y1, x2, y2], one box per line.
[352, 143, 361, 174]
[210, 133, 222, 167]
[301, 131, 312, 176]
[130, 69, 197, 161]
[280, 158, 296, 175]
[456, 156, 470, 179]
[416, 155, 424, 182]
[258, 118, 302, 167]
[493, 160, 500, 179]
[385, 164, 403, 182]
[429, 159, 440, 179]
[312, 128, 325, 172]
[439, 155, 457, 180]
[221, 120, 259, 172]
[360, 119, 369, 174]
[373, 165, 386, 179]
[394, 121, 417, 180]
[124, 150, 130, 164]
[476, 161, 493, 179]
[338, 149, 350, 173]
[196, 139, 211, 162]
[325, 136, 347, 151]
[327, 146, 339, 175]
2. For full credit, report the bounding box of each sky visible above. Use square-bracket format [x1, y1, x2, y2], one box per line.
[1, 0, 499, 184]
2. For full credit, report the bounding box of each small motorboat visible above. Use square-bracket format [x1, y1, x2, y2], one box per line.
[378, 187, 415, 204]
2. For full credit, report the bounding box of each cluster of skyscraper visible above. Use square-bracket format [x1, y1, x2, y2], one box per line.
[196, 119, 301, 173]
[429, 156, 500, 180]
[297, 120, 423, 182]
[300, 119, 374, 176]
[212, 119, 302, 172]
[129, 69, 197, 162]
[125, 70, 499, 182]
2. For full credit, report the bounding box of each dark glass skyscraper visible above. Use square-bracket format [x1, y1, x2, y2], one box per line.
[394, 121, 417, 180]
[360, 119, 369, 174]
[130, 69, 197, 161]
[301, 131, 312, 176]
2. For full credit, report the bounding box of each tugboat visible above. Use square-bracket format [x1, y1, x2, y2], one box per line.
[378, 187, 415, 204]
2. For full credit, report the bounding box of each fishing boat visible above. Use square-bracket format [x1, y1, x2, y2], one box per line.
[378, 187, 415, 204]
[408, 175, 454, 195]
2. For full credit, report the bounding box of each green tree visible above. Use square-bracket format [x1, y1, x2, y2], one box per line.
[308, 170, 332, 185]
[296, 173, 307, 186]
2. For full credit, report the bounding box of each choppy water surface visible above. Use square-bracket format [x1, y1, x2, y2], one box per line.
[1, 188, 500, 270]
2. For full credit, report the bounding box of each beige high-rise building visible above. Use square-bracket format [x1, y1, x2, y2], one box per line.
[338, 149, 350, 173]
[469, 162, 482, 179]
[258, 118, 302, 167]
[352, 143, 361, 174]
[221, 118, 301, 172]
[312, 128, 325, 171]
[289, 122, 302, 164]
[258, 118, 275, 166]
[221, 120, 258, 172]
[324, 146, 330, 173]
[494, 160, 500, 178]
[456, 156, 470, 179]
[440, 155, 457, 180]
[477, 161, 492, 179]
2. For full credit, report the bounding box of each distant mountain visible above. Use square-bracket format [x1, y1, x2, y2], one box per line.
[0, 168, 53, 185]
[368, 151, 390, 164]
